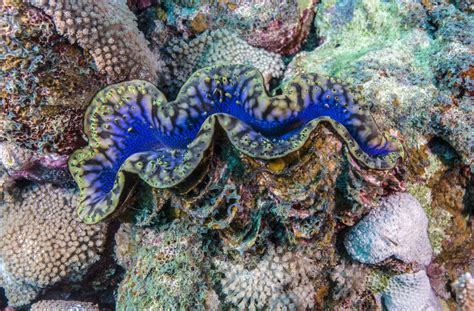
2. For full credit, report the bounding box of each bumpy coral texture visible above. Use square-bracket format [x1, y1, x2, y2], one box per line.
[452, 272, 474, 311]
[218, 246, 317, 310]
[68, 64, 403, 224]
[381, 270, 441, 310]
[0, 184, 107, 306]
[26, 0, 162, 82]
[344, 192, 433, 266]
[31, 300, 99, 311]
[161, 0, 316, 55]
[116, 221, 208, 310]
[165, 29, 285, 91]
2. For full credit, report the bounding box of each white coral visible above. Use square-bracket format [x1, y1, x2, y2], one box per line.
[344, 192, 433, 266]
[166, 29, 285, 90]
[381, 270, 441, 311]
[0, 184, 107, 306]
[26, 0, 161, 82]
[218, 246, 316, 310]
[452, 272, 474, 311]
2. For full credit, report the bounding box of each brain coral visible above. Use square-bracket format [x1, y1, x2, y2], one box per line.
[165, 29, 285, 91]
[218, 245, 317, 310]
[344, 192, 433, 266]
[381, 270, 441, 310]
[31, 300, 99, 311]
[0, 184, 107, 306]
[26, 0, 163, 82]
[68, 64, 403, 224]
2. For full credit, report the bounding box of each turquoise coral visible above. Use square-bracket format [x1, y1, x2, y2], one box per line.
[69, 64, 403, 224]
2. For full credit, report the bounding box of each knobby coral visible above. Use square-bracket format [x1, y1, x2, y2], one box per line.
[68, 64, 403, 223]
[218, 245, 317, 310]
[164, 29, 285, 91]
[0, 184, 107, 306]
[452, 272, 474, 311]
[26, 0, 163, 82]
[344, 192, 433, 266]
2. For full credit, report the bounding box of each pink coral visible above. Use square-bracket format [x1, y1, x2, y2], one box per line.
[245, 1, 317, 55]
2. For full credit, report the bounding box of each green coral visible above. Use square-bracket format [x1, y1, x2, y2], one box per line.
[116, 220, 209, 310]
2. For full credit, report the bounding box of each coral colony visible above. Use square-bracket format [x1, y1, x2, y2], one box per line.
[0, 0, 472, 309]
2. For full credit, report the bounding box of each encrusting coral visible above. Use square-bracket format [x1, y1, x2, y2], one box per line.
[0, 184, 107, 306]
[344, 192, 433, 266]
[26, 0, 164, 83]
[116, 220, 208, 310]
[164, 29, 285, 91]
[31, 300, 99, 311]
[381, 270, 442, 310]
[68, 64, 403, 224]
[217, 245, 317, 310]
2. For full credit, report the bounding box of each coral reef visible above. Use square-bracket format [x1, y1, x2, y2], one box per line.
[218, 245, 317, 310]
[344, 192, 433, 266]
[0, 184, 107, 306]
[452, 272, 474, 311]
[381, 270, 441, 310]
[164, 29, 285, 91]
[69, 64, 403, 224]
[0, 2, 106, 154]
[160, 0, 316, 55]
[285, 0, 473, 166]
[26, 0, 164, 83]
[116, 220, 209, 309]
[31, 300, 99, 311]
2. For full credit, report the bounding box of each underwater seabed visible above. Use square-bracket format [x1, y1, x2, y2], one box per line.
[0, 0, 472, 310]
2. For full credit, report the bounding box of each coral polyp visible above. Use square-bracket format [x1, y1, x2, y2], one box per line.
[69, 64, 403, 224]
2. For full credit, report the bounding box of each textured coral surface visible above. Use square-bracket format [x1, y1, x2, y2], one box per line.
[0, 184, 107, 306]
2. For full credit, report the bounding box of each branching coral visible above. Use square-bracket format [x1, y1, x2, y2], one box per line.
[68, 64, 403, 224]
[0, 184, 107, 306]
[344, 192, 433, 266]
[31, 300, 99, 311]
[164, 29, 285, 91]
[218, 245, 317, 310]
[26, 0, 163, 83]
[330, 261, 369, 303]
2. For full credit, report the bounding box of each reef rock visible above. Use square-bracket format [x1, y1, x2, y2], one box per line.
[381, 270, 441, 310]
[344, 192, 433, 266]
[0, 184, 107, 306]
